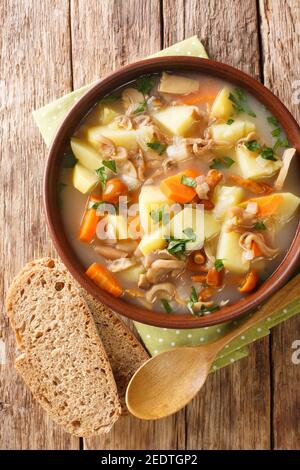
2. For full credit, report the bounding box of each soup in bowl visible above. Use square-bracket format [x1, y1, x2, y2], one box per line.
[45, 57, 300, 328]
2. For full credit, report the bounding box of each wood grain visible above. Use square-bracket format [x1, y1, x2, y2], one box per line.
[1, 0, 299, 450]
[0, 0, 78, 449]
[259, 0, 300, 449]
[163, 0, 270, 450]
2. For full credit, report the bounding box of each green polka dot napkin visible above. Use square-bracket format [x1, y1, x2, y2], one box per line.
[33, 36, 300, 370]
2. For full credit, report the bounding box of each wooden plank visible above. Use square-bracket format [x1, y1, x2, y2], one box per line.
[69, 0, 186, 450]
[0, 0, 78, 449]
[163, 0, 271, 450]
[259, 0, 300, 449]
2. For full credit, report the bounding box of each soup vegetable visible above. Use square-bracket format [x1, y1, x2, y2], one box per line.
[59, 72, 300, 316]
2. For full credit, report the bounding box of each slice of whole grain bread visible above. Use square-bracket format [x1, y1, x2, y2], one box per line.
[7, 258, 149, 413]
[6, 259, 121, 437]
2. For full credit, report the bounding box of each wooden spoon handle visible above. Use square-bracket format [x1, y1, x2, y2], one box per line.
[212, 273, 300, 353]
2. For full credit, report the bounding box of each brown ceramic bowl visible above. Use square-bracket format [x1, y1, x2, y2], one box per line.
[44, 56, 300, 328]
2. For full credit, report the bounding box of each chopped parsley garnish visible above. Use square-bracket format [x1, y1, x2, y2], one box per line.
[273, 136, 289, 152]
[181, 175, 197, 188]
[103, 159, 117, 173]
[229, 88, 256, 117]
[150, 206, 170, 225]
[166, 228, 196, 256]
[187, 286, 198, 314]
[253, 220, 266, 231]
[227, 118, 234, 125]
[95, 166, 107, 190]
[214, 259, 224, 272]
[182, 227, 196, 241]
[99, 94, 119, 104]
[267, 116, 279, 127]
[147, 141, 167, 155]
[187, 286, 219, 316]
[244, 140, 260, 152]
[271, 128, 281, 137]
[160, 299, 173, 313]
[260, 147, 277, 161]
[62, 151, 78, 168]
[136, 74, 155, 96]
[192, 304, 220, 317]
[133, 100, 147, 114]
[209, 156, 235, 169]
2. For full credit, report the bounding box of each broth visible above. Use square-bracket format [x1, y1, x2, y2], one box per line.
[58, 71, 300, 317]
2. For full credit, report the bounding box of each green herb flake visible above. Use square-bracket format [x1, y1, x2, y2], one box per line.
[253, 220, 266, 231]
[214, 259, 224, 272]
[273, 136, 289, 152]
[229, 88, 256, 117]
[166, 237, 187, 257]
[103, 159, 117, 173]
[209, 157, 234, 169]
[183, 227, 196, 242]
[181, 175, 197, 188]
[187, 286, 198, 314]
[99, 94, 119, 104]
[62, 151, 78, 168]
[244, 140, 260, 152]
[133, 100, 147, 114]
[267, 116, 279, 127]
[147, 141, 167, 155]
[260, 147, 277, 161]
[227, 118, 234, 125]
[271, 128, 281, 138]
[135, 74, 155, 96]
[88, 200, 103, 210]
[95, 166, 107, 190]
[160, 299, 173, 313]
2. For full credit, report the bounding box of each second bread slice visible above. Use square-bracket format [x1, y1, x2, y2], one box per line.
[6, 259, 121, 437]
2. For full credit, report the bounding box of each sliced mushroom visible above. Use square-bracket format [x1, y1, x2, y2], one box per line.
[239, 232, 279, 258]
[122, 87, 145, 115]
[107, 257, 137, 272]
[133, 114, 152, 128]
[116, 239, 139, 254]
[143, 249, 178, 268]
[114, 115, 133, 130]
[145, 282, 176, 303]
[138, 273, 151, 290]
[146, 259, 186, 284]
[97, 135, 115, 158]
[130, 149, 146, 181]
[94, 245, 128, 260]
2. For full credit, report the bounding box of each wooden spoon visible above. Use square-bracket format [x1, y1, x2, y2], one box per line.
[126, 274, 300, 420]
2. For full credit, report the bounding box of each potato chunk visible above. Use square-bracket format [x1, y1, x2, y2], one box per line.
[138, 228, 168, 256]
[152, 105, 198, 136]
[213, 185, 244, 219]
[236, 145, 281, 179]
[217, 229, 250, 273]
[87, 125, 154, 150]
[210, 86, 234, 120]
[72, 163, 98, 194]
[139, 185, 172, 233]
[159, 72, 199, 94]
[71, 138, 102, 171]
[210, 120, 255, 145]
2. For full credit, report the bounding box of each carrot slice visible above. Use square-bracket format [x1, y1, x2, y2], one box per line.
[79, 195, 102, 243]
[226, 174, 266, 194]
[191, 274, 207, 283]
[86, 262, 123, 297]
[239, 270, 259, 293]
[251, 241, 263, 258]
[246, 194, 283, 217]
[175, 83, 221, 106]
[198, 287, 214, 301]
[160, 169, 201, 203]
[206, 267, 223, 288]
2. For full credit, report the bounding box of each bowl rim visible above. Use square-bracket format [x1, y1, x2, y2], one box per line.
[44, 56, 300, 328]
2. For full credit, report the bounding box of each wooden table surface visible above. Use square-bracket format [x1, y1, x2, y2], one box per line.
[1, 0, 300, 450]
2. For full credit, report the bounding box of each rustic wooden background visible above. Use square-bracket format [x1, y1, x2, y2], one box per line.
[1, 0, 300, 450]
